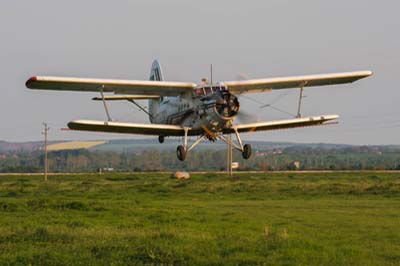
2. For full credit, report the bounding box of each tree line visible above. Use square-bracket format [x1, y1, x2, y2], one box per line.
[1, 146, 400, 172]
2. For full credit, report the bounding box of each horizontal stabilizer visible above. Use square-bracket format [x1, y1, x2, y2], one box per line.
[92, 95, 159, 101]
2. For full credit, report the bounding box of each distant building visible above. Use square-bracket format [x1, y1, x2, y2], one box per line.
[289, 161, 300, 170]
[98, 167, 114, 174]
[231, 162, 239, 169]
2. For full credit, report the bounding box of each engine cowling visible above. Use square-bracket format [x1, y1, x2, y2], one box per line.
[196, 91, 240, 135]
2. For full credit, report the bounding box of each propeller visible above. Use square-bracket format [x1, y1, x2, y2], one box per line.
[236, 110, 260, 123]
[232, 72, 262, 123]
[234, 71, 296, 120]
[215, 91, 239, 118]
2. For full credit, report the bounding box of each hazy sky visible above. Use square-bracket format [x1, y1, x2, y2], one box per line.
[0, 0, 399, 144]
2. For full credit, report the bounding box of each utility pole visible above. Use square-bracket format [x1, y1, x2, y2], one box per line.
[226, 134, 232, 176]
[42, 123, 50, 182]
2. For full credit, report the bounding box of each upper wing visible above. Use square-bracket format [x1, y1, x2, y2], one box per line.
[223, 71, 372, 94]
[26, 76, 196, 96]
[224, 114, 338, 134]
[67, 120, 189, 136]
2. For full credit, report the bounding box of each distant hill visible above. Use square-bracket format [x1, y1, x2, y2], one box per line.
[1, 139, 399, 153]
[89, 139, 355, 152]
[0, 140, 59, 152]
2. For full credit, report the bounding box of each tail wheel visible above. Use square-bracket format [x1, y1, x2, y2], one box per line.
[158, 135, 165, 143]
[177, 145, 187, 161]
[242, 144, 252, 160]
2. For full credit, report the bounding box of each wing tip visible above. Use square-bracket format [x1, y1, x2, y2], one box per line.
[25, 76, 37, 88]
[362, 70, 373, 77]
[67, 121, 75, 130]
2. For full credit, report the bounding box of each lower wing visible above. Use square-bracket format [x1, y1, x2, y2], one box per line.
[68, 120, 188, 136]
[224, 114, 339, 134]
[68, 115, 338, 137]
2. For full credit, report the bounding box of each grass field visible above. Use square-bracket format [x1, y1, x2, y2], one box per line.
[0, 172, 399, 265]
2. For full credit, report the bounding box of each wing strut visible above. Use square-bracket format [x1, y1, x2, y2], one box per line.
[127, 99, 153, 120]
[296, 82, 307, 118]
[100, 85, 112, 121]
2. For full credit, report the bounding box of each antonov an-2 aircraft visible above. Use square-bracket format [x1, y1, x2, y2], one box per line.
[26, 60, 372, 161]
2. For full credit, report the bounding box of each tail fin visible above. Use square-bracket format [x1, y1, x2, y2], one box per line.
[148, 60, 164, 122]
[149, 60, 164, 81]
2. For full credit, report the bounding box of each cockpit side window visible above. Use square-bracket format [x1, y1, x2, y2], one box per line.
[213, 85, 227, 93]
[194, 88, 205, 97]
[193, 85, 228, 97]
[204, 87, 213, 95]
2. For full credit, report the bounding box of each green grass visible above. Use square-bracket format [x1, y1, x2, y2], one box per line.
[0, 172, 399, 265]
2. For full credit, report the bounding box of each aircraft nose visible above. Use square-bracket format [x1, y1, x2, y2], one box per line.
[215, 92, 240, 118]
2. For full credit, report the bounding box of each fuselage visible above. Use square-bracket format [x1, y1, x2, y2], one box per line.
[148, 59, 240, 137]
[150, 84, 240, 137]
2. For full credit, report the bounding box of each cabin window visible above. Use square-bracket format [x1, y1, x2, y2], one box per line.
[193, 85, 227, 97]
[213, 85, 227, 92]
[194, 88, 205, 96]
[204, 87, 213, 95]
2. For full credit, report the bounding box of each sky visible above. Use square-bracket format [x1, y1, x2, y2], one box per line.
[0, 0, 399, 144]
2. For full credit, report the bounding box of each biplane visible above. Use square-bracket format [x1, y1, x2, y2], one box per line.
[26, 60, 372, 161]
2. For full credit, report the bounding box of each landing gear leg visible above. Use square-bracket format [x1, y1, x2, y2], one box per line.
[176, 127, 189, 161]
[217, 128, 252, 160]
[176, 129, 205, 161]
[158, 135, 165, 143]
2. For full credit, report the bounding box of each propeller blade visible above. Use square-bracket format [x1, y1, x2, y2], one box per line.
[237, 73, 250, 81]
[236, 110, 259, 123]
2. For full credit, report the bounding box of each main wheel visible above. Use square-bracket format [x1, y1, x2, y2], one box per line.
[158, 135, 165, 143]
[242, 144, 252, 160]
[177, 145, 187, 161]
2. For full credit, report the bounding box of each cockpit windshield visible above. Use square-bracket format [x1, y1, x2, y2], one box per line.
[193, 85, 228, 97]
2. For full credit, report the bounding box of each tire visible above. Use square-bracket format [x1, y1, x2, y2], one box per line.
[242, 144, 252, 160]
[177, 145, 187, 161]
[158, 135, 165, 143]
